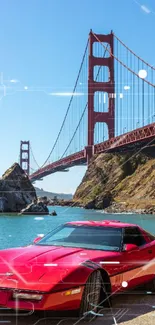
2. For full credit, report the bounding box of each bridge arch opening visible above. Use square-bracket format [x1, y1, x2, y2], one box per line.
[93, 42, 110, 58]
[94, 122, 109, 145]
[94, 91, 109, 113]
[94, 66, 109, 82]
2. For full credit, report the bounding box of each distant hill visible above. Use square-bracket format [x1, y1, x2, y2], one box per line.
[35, 187, 73, 200]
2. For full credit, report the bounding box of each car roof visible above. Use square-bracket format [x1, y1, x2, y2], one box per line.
[67, 220, 138, 228]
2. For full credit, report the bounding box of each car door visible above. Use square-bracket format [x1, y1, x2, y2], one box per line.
[141, 229, 155, 280]
[120, 227, 154, 289]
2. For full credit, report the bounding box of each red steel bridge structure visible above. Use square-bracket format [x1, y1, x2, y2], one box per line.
[20, 30, 155, 183]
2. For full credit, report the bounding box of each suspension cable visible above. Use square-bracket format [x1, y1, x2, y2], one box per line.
[113, 33, 155, 70]
[30, 145, 41, 169]
[60, 45, 109, 159]
[39, 38, 89, 168]
[92, 32, 155, 88]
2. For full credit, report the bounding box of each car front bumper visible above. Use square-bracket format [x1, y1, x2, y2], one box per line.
[0, 287, 84, 311]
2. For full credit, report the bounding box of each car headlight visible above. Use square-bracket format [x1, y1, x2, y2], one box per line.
[13, 292, 43, 301]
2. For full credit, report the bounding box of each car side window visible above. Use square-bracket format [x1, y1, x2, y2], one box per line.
[144, 231, 155, 242]
[123, 227, 146, 247]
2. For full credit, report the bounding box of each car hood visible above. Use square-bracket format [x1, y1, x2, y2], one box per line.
[0, 245, 120, 292]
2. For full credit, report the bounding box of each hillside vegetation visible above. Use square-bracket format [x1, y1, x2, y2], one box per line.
[74, 150, 155, 213]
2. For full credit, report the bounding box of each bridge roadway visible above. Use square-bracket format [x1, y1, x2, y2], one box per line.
[30, 122, 155, 182]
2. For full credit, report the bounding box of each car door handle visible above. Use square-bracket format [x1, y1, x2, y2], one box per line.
[148, 249, 152, 254]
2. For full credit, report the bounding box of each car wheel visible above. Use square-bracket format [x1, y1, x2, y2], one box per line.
[79, 270, 104, 320]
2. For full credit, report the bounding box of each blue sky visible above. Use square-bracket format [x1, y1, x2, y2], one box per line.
[0, 0, 155, 194]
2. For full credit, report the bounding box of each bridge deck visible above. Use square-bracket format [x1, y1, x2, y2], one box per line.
[30, 123, 155, 182]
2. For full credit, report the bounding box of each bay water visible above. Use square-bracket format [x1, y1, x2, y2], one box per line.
[0, 206, 155, 249]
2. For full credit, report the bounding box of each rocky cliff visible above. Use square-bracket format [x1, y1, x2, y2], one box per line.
[0, 163, 36, 212]
[74, 150, 155, 213]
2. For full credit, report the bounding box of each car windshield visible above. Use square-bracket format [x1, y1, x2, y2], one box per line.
[36, 224, 123, 251]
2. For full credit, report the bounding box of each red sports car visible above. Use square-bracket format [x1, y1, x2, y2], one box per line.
[0, 220, 155, 317]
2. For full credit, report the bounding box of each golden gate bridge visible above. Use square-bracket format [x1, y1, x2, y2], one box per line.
[19, 30, 155, 182]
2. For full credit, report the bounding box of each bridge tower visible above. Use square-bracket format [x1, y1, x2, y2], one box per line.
[20, 141, 30, 175]
[85, 30, 115, 162]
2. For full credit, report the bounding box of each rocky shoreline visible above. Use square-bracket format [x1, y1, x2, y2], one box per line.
[48, 199, 83, 208]
[47, 198, 155, 214]
[102, 204, 155, 215]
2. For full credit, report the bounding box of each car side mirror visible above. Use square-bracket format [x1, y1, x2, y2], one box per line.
[123, 244, 138, 252]
[33, 236, 43, 244]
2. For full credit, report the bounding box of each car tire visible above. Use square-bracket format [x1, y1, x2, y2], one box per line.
[79, 270, 105, 320]
[145, 277, 155, 292]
